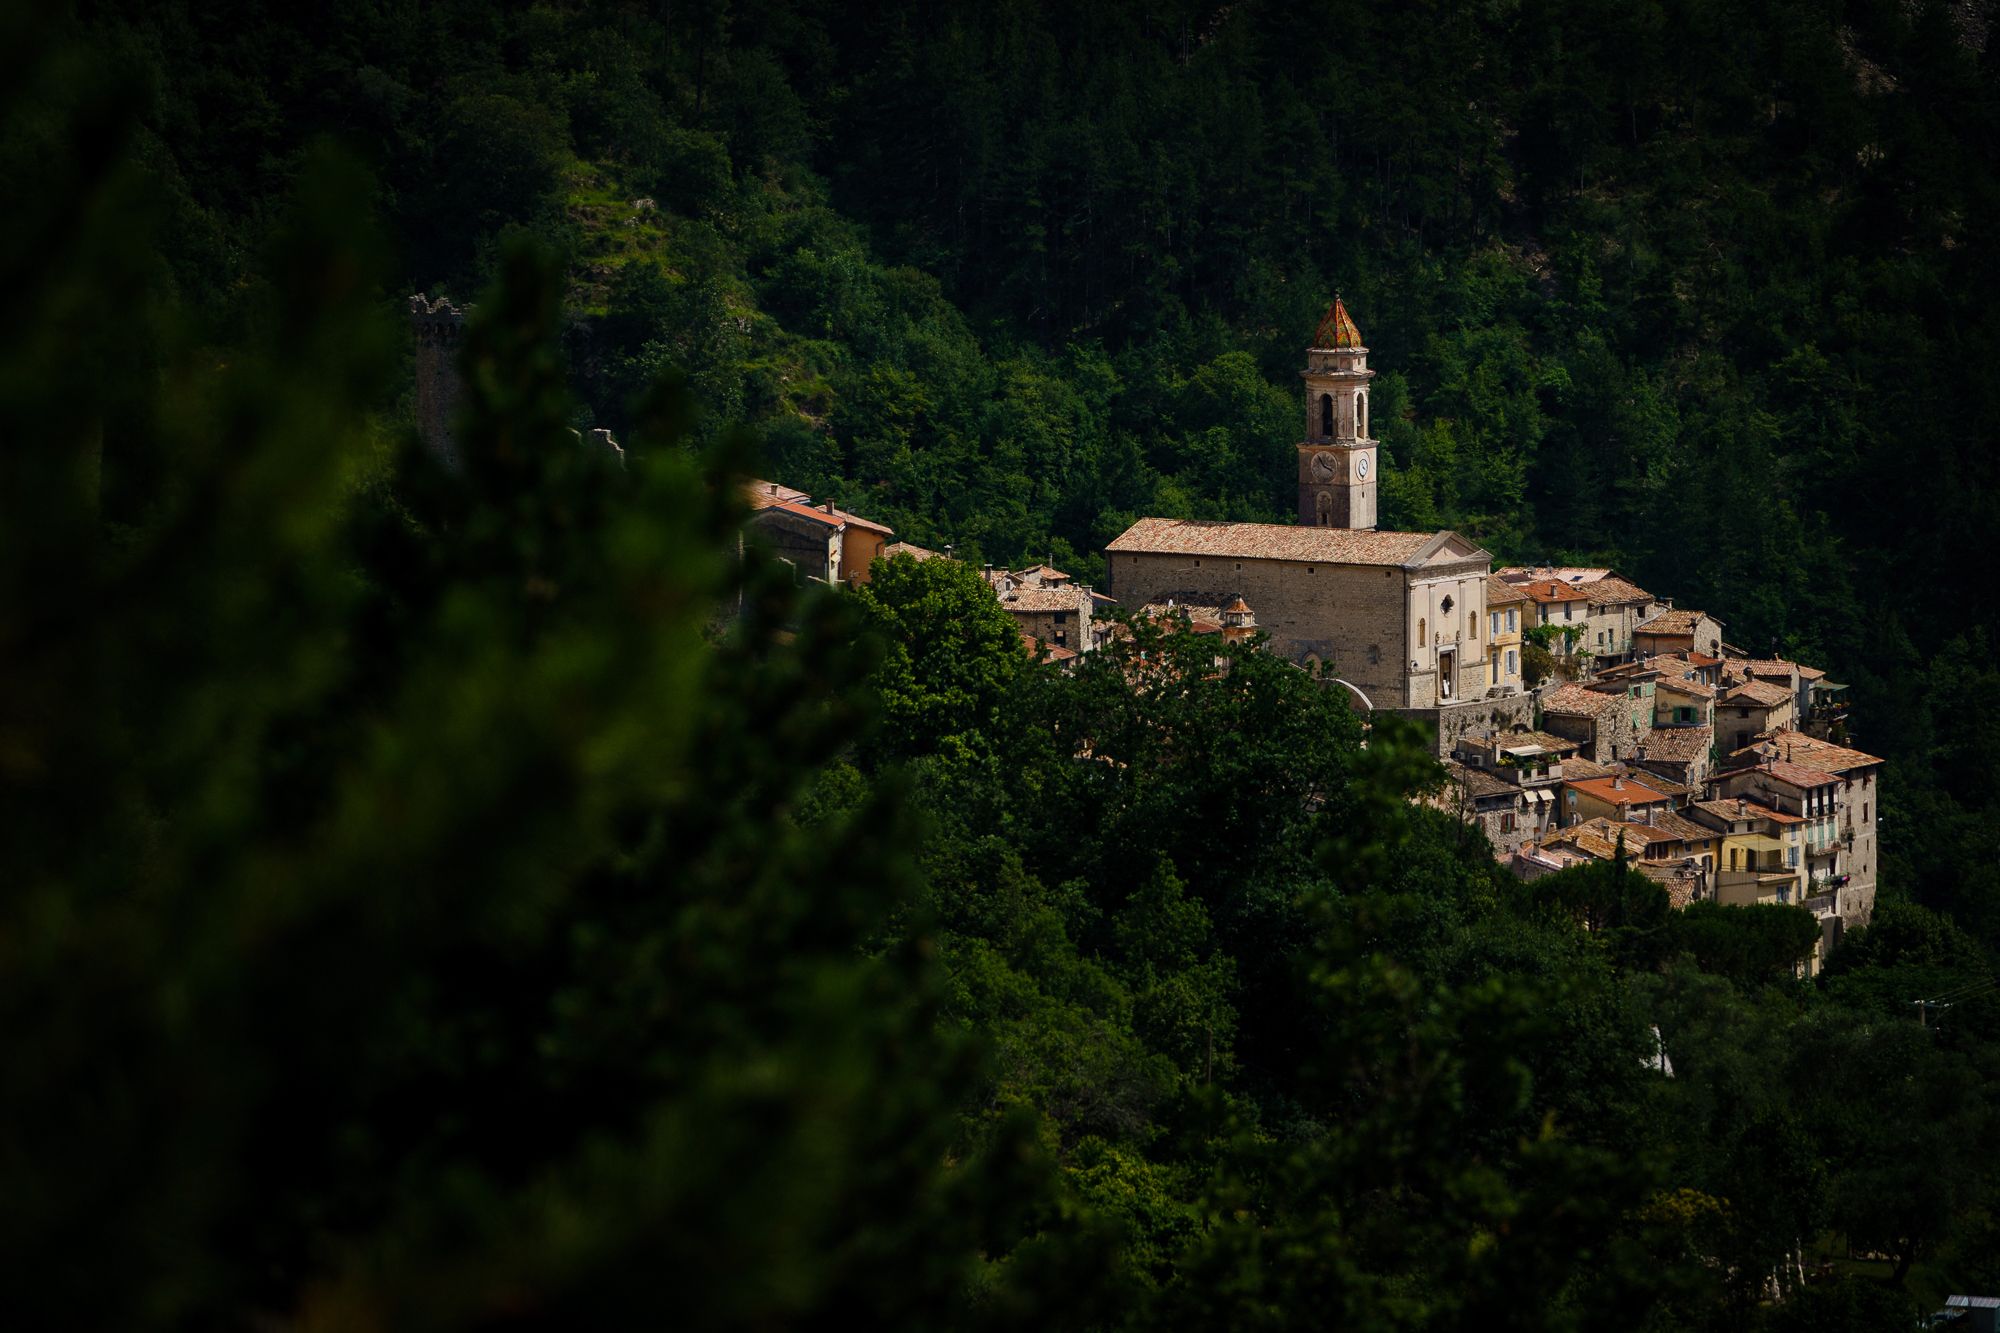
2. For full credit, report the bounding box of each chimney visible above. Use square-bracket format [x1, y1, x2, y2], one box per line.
[1613, 775, 1625, 791]
[823, 499, 836, 514]
[1737, 797, 1747, 816]
[944, 544, 955, 560]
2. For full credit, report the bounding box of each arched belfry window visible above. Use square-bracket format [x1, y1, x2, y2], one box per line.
[1318, 393, 1334, 439]
[1357, 390, 1369, 439]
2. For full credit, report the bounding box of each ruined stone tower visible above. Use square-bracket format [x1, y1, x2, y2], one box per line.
[1297, 296, 1378, 531]
[409, 293, 467, 470]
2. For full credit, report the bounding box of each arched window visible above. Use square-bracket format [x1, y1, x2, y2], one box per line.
[1318, 393, 1334, 439]
[1418, 617, 1427, 647]
[1357, 390, 1369, 438]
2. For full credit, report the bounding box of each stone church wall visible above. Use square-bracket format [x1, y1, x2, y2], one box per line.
[1109, 550, 1412, 705]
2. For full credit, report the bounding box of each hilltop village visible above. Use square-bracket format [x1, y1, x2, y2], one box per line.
[420, 294, 1881, 972]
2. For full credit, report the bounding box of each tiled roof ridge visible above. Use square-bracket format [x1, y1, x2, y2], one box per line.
[1106, 517, 1471, 568]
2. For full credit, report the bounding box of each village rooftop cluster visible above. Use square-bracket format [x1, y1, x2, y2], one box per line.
[418, 294, 1883, 974]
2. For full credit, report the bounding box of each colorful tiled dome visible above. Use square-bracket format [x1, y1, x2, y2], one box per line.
[1312, 295, 1364, 349]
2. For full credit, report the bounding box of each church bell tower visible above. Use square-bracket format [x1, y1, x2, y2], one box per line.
[1297, 296, 1378, 530]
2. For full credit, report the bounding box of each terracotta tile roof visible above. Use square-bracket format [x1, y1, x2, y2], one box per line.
[1687, 653, 1724, 667]
[1486, 573, 1531, 605]
[1497, 566, 1614, 584]
[883, 541, 939, 561]
[1753, 729, 1884, 773]
[1106, 518, 1464, 567]
[823, 504, 895, 535]
[1565, 776, 1671, 808]
[761, 498, 843, 528]
[1444, 760, 1517, 801]
[1020, 633, 1078, 662]
[1637, 608, 1715, 636]
[1716, 752, 1843, 789]
[760, 498, 895, 535]
[1585, 575, 1654, 607]
[1313, 295, 1365, 348]
[1461, 727, 1578, 757]
[1626, 768, 1691, 798]
[742, 477, 811, 508]
[1562, 829, 1625, 860]
[1570, 817, 1678, 850]
[1013, 563, 1073, 584]
[1639, 725, 1713, 763]
[1001, 586, 1093, 613]
[1690, 796, 1804, 828]
[1723, 680, 1793, 708]
[1649, 810, 1720, 843]
[1562, 757, 1616, 781]
[1653, 676, 1715, 701]
[1140, 602, 1225, 633]
[1542, 683, 1625, 718]
[1520, 579, 1591, 604]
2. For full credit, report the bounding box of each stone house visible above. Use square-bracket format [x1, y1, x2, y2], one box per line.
[1545, 815, 1712, 902]
[1706, 755, 1845, 922]
[747, 497, 895, 585]
[1439, 760, 1541, 857]
[1518, 578, 1593, 656]
[1653, 676, 1716, 728]
[1633, 607, 1726, 659]
[1582, 575, 1658, 663]
[747, 499, 843, 585]
[1689, 796, 1808, 907]
[1540, 682, 1645, 763]
[1718, 678, 1797, 753]
[1733, 730, 1884, 928]
[1634, 723, 1716, 792]
[999, 582, 1106, 654]
[1451, 727, 1571, 841]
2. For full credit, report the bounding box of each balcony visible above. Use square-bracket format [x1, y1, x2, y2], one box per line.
[1804, 892, 1837, 917]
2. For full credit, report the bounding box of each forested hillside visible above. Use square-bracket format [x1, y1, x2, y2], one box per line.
[7, 1, 2000, 1326]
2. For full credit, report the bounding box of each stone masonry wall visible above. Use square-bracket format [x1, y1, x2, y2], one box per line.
[1840, 768, 1880, 926]
[1110, 550, 1413, 705]
[1402, 693, 1537, 757]
[410, 294, 467, 470]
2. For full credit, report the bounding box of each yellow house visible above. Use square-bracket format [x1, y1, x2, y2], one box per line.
[1485, 574, 1528, 692]
[1688, 796, 1807, 905]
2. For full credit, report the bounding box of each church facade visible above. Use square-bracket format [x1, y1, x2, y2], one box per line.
[1106, 299, 1533, 746]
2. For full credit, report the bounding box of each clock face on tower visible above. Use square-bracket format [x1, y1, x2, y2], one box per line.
[1357, 454, 1370, 479]
[1310, 451, 1337, 482]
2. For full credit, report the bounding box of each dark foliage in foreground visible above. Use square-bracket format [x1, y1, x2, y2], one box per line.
[6, 5, 2000, 1328]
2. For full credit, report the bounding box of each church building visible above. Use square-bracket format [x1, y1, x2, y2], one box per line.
[1105, 299, 1531, 745]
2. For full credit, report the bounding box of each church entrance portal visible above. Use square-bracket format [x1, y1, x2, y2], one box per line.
[1438, 649, 1456, 700]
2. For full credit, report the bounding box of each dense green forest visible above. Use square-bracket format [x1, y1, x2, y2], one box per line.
[6, 0, 2000, 1326]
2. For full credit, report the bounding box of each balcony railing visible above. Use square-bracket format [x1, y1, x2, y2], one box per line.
[1804, 892, 1837, 917]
